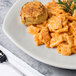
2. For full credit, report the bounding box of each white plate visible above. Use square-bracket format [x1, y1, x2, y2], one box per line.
[3, 0, 76, 69]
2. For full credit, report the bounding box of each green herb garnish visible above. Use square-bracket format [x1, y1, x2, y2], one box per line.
[58, 0, 76, 14]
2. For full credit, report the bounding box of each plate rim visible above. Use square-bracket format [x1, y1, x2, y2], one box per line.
[2, 0, 76, 70]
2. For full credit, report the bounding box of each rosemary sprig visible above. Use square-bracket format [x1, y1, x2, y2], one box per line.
[58, 0, 76, 14]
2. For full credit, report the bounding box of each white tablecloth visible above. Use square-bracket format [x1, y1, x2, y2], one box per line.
[0, 63, 23, 76]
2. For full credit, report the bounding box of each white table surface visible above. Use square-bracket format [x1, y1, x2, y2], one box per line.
[0, 0, 76, 76]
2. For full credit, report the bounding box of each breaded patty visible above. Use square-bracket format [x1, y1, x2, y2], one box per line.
[20, 1, 48, 25]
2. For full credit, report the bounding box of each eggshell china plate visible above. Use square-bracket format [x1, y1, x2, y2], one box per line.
[3, 0, 76, 69]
